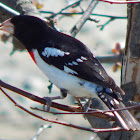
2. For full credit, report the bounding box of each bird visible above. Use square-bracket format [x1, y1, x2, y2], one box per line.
[0, 15, 140, 131]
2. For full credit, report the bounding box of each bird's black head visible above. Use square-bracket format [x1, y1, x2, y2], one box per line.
[1, 15, 51, 51]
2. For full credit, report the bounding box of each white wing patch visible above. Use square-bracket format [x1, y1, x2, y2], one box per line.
[64, 66, 78, 75]
[81, 56, 87, 60]
[68, 62, 73, 66]
[42, 47, 70, 57]
[76, 58, 83, 62]
[72, 61, 78, 65]
[66, 56, 87, 66]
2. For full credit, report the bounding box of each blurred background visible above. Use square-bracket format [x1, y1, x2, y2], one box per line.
[0, 0, 127, 139]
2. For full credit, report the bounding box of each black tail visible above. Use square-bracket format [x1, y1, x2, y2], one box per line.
[110, 99, 140, 130]
[98, 92, 140, 131]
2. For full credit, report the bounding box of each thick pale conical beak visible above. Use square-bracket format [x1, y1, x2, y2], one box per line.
[0, 18, 14, 34]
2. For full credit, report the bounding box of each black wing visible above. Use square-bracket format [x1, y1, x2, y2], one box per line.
[37, 29, 123, 94]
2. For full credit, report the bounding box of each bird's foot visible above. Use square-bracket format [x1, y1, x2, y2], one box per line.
[83, 98, 92, 112]
[74, 97, 91, 112]
[43, 96, 62, 111]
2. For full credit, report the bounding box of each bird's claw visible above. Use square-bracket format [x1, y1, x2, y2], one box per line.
[43, 96, 62, 111]
[83, 98, 91, 112]
[43, 97, 52, 111]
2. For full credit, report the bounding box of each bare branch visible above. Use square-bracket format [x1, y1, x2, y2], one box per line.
[49, 0, 82, 19]
[0, 2, 19, 16]
[31, 104, 140, 115]
[0, 79, 114, 120]
[40, 11, 127, 19]
[97, 17, 115, 30]
[70, 0, 99, 37]
[0, 79, 78, 112]
[0, 87, 127, 133]
[99, 0, 140, 4]
[96, 54, 122, 63]
[32, 123, 53, 140]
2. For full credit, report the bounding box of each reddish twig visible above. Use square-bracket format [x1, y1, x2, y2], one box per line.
[0, 86, 125, 132]
[31, 104, 140, 115]
[0, 79, 77, 111]
[0, 79, 114, 120]
[99, 0, 140, 4]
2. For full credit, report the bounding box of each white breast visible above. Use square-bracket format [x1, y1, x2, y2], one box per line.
[33, 49, 98, 98]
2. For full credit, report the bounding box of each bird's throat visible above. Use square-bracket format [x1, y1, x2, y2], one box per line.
[29, 50, 36, 64]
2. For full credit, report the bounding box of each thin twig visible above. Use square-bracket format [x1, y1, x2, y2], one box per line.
[32, 123, 52, 140]
[0, 2, 127, 20]
[0, 79, 114, 120]
[99, 0, 140, 4]
[40, 11, 127, 19]
[96, 54, 122, 63]
[31, 104, 140, 115]
[49, 0, 82, 19]
[97, 17, 115, 30]
[0, 2, 127, 34]
[0, 86, 126, 132]
[71, 0, 99, 37]
[0, 80, 79, 112]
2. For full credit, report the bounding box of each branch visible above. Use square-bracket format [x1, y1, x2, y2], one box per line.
[0, 79, 114, 120]
[0, 2, 127, 21]
[99, 0, 140, 4]
[40, 11, 127, 19]
[49, 0, 82, 19]
[0, 0, 45, 51]
[70, 0, 99, 37]
[0, 79, 78, 112]
[0, 86, 126, 133]
[96, 54, 122, 63]
[0, 2, 19, 16]
[97, 17, 115, 30]
[32, 123, 53, 140]
[31, 104, 140, 115]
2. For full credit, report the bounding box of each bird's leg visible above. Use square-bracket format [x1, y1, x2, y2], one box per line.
[83, 98, 92, 112]
[74, 97, 92, 112]
[74, 97, 91, 120]
[74, 97, 83, 108]
[43, 89, 67, 111]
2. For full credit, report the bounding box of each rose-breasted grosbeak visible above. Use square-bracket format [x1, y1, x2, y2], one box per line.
[0, 15, 139, 130]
